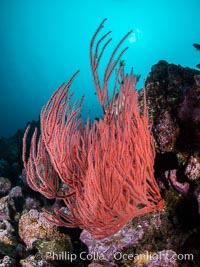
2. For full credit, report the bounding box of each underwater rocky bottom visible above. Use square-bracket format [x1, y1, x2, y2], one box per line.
[0, 61, 200, 267]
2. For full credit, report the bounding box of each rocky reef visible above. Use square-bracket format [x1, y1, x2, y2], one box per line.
[0, 61, 200, 266]
[144, 60, 200, 198]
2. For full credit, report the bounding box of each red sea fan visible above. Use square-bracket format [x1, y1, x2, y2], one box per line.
[22, 19, 164, 239]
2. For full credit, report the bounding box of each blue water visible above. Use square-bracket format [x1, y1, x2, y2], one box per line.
[0, 0, 199, 137]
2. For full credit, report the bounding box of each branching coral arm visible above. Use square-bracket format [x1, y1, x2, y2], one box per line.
[90, 18, 132, 113]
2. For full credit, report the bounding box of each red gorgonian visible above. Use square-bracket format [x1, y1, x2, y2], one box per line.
[22, 19, 164, 240]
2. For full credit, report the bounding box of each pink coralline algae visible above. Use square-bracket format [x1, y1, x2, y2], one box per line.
[80, 211, 162, 262]
[80, 222, 144, 262]
[0, 256, 16, 267]
[0, 220, 17, 255]
[20, 255, 53, 267]
[184, 155, 200, 180]
[155, 111, 178, 153]
[18, 209, 72, 250]
[8, 186, 23, 199]
[0, 196, 10, 221]
[87, 250, 178, 267]
[24, 196, 40, 210]
[165, 169, 190, 195]
[88, 263, 116, 267]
